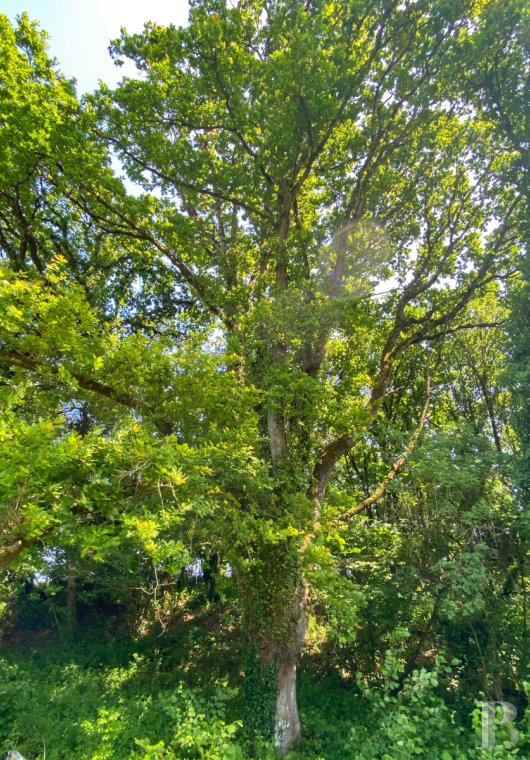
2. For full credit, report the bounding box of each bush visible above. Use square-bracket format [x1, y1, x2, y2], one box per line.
[135, 685, 244, 759]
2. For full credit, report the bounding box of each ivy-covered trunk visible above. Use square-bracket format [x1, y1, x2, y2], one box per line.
[238, 533, 309, 755]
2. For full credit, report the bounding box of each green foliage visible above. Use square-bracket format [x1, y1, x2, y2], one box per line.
[351, 651, 468, 759]
[2, 628, 530, 759]
[135, 686, 244, 760]
[0, 0, 529, 755]
[240, 646, 277, 744]
[0, 639, 245, 760]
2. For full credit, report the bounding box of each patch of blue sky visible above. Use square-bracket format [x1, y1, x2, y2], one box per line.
[2, 0, 189, 94]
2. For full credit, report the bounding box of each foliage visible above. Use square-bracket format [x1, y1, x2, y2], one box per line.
[0, 638, 245, 760]
[0, 0, 529, 756]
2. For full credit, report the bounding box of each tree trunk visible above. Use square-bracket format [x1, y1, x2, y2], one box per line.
[239, 546, 308, 754]
[66, 560, 77, 637]
[203, 552, 220, 602]
[275, 653, 301, 754]
[274, 583, 308, 755]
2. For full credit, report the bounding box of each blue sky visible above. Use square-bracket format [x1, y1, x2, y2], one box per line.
[3, 0, 189, 93]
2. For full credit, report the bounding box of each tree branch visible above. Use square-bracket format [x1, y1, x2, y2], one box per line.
[64, 186, 231, 329]
[0, 535, 42, 574]
[0, 350, 174, 435]
[339, 376, 431, 521]
[308, 433, 355, 506]
[101, 135, 272, 222]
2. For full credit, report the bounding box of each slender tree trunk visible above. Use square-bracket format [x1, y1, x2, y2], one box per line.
[203, 552, 220, 602]
[66, 560, 77, 637]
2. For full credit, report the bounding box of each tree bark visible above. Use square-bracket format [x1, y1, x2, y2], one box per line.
[275, 656, 301, 754]
[267, 409, 287, 467]
[274, 581, 308, 755]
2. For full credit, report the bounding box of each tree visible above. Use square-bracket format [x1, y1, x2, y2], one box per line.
[460, 0, 529, 492]
[0, 2, 524, 753]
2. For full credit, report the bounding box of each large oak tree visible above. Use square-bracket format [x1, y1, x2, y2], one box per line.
[0, 1, 526, 752]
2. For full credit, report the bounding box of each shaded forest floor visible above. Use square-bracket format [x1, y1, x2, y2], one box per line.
[0, 612, 360, 759]
[1, 597, 527, 759]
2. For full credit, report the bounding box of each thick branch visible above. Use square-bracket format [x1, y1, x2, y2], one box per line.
[309, 434, 355, 506]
